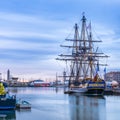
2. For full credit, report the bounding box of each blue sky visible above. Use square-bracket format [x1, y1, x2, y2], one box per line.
[0, 0, 120, 81]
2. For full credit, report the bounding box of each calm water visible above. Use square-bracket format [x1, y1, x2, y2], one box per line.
[0, 87, 120, 120]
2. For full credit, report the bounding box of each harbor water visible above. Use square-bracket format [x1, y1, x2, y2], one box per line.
[1, 87, 120, 120]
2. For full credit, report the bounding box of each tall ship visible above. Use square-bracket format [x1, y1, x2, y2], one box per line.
[56, 14, 109, 95]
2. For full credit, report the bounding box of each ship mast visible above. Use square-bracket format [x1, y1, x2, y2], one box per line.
[73, 24, 79, 82]
[80, 14, 88, 79]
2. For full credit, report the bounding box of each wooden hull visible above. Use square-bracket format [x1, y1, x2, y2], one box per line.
[69, 80, 105, 95]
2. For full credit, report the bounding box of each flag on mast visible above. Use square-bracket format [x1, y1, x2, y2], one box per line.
[104, 67, 107, 80]
[96, 61, 99, 74]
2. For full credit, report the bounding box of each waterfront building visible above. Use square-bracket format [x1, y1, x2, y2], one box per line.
[11, 77, 19, 84]
[105, 72, 120, 83]
[28, 80, 50, 87]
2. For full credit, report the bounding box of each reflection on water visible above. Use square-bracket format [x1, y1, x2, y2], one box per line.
[16, 109, 31, 112]
[5, 87, 120, 120]
[0, 110, 16, 120]
[69, 94, 106, 120]
[8, 87, 64, 95]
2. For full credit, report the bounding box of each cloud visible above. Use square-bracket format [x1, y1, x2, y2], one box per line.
[91, 23, 120, 72]
[0, 12, 68, 79]
[0, 1, 119, 80]
[0, 11, 73, 46]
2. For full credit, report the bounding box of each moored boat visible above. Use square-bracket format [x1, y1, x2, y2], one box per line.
[0, 82, 16, 109]
[16, 100, 31, 109]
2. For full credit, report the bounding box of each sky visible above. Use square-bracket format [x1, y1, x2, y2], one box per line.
[0, 0, 120, 81]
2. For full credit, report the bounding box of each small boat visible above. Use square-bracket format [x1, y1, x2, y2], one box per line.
[0, 82, 16, 110]
[16, 99, 31, 109]
[57, 14, 109, 95]
[28, 80, 50, 87]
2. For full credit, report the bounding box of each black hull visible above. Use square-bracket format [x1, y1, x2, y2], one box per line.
[0, 98, 16, 110]
[68, 88, 104, 96]
[85, 89, 104, 95]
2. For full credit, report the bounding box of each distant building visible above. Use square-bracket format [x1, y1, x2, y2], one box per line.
[11, 77, 19, 84]
[105, 72, 120, 83]
[7, 69, 10, 81]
